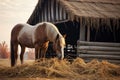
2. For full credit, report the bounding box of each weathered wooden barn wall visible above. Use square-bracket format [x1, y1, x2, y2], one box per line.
[27, 0, 68, 25]
[77, 41, 120, 64]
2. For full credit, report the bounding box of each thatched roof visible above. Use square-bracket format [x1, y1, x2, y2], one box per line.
[59, 0, 120, 28]
[61, 0, 120, 19]
[27, 0, 120, 29]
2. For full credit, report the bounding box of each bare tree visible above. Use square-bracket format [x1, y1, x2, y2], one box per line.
[27, 49, 35, 60]
[0, 41, 10, 58]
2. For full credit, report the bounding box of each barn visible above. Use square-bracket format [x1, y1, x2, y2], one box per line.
[27, 0, 120, 63]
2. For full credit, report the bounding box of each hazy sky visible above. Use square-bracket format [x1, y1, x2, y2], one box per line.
[0, 0, 38, 48]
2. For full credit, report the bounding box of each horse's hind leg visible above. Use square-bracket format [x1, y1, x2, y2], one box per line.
[11, 41, 18, 66]
[20, 45, 25, 64]
[13, 43, 18, 66]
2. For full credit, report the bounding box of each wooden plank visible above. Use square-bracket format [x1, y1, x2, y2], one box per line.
[62, 7, 67, 20]
[47, 0, 50, 21]
[42, 1, 46, 21]
[78, 54, 120, 60]
[39, 10, 42, 22]
[46, 0, 49, 21]
[78, 50, 120, 55]
[79, 18, 86, 41]
[44, 1, 47, 21]
[53, 0, 56, 21]
[57, 1, 60, 21]
[63, 10, 67, 20]
[50, 0, 55, 22]
[41, 10, 43, 21]
[61, 7, 64, 20]
[56, 0, 59, 21]
[78, 46, 120, 51]
[77, 41, 120, 47]
[59, 3, 63, 20]
[87, 26, 90, 41]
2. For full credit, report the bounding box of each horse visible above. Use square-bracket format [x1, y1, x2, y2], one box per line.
[10, 22, 66, 67]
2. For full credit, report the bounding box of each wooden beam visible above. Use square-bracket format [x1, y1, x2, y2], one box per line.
[46, 0, 49, 21]
[44, 1, 47, 21]
[62, 7, 64, 20]
[79, 17, 86, 41]
[77, 41, 120, 47]
[62, 7, 67, 20]
[53, 0, 56, 22]
[58, 0, 60, 21]
[78, 50, 120, 55]
[78, 54, 120, 60]
[50, 0, 54, 22]
[87, 26, 90, 41]
[56, 0, 59, 21]
[59, 4, 62, 20]
[48, 0, 51, 21]
[78, 46, 120, 51]
[53, 20, 69, 24]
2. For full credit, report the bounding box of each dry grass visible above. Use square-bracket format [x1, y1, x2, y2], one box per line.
[0, 58, 120, 80]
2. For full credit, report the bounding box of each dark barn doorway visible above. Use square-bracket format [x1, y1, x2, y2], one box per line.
[90, 24, 120, 43]
[46, 20, 80, 59]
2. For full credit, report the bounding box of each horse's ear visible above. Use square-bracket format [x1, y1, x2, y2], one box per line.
[55, 34, 59, 42]
[63, 34, 66, 39]
[42, 23, 46, 26]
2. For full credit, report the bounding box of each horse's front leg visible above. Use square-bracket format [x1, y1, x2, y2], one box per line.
[35, 44, 40, 60]
[40, 42, 49, 59]
[20, 45, 25, 64]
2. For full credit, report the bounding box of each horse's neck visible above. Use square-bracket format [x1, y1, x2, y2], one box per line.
[49, 33, 59, 42]
[45, 24, 58, 42]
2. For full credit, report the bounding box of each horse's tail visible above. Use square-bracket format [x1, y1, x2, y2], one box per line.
[10, 40, 15, 67]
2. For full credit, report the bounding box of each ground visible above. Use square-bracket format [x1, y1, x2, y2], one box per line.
[0, 58, 120, 80]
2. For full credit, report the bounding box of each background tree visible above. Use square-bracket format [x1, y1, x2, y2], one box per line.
[27, 49, 35, 60]
[0, 41, 10, 58]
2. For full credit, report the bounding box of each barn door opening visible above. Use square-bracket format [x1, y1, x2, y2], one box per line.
[46, 20, 80, 59]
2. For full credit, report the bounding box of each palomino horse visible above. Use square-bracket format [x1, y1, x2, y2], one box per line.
[10, 22, 66, 67]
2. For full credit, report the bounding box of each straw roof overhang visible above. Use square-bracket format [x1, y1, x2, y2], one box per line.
[59, 0, 120, 29]
[27, 0, 120, 29]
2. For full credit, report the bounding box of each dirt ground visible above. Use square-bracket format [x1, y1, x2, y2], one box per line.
[0, 58, 120, 80]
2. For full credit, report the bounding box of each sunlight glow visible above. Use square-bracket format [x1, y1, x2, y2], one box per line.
[0, 0, 38, 48]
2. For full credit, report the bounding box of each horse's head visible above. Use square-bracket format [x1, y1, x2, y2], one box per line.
[53, 34, 66, 59]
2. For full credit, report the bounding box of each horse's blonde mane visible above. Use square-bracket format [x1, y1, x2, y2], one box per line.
[60, 37, 66, 46]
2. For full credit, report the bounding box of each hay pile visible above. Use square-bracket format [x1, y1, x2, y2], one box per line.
[0, 58, 120, 80]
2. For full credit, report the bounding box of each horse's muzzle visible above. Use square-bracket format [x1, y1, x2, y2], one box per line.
[57, 53, 64, 60]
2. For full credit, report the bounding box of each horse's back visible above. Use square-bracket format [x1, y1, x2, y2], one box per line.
[17, 24, 36, 47]
[11, 24, 24, 41]
[11, 23, 35, 48]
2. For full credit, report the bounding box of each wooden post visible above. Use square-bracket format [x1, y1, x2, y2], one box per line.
[56, 0, 58, 21]
[78, 41, 120, 47]
[44, 1, 47, 21]
[48, 0, 51, 21]
[46, 0, 48, 21]
[79, 18, 86, 41]
[58, 0, 60, 21]
[87, 26, 90, 41]
[53, 0, 56, 22]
